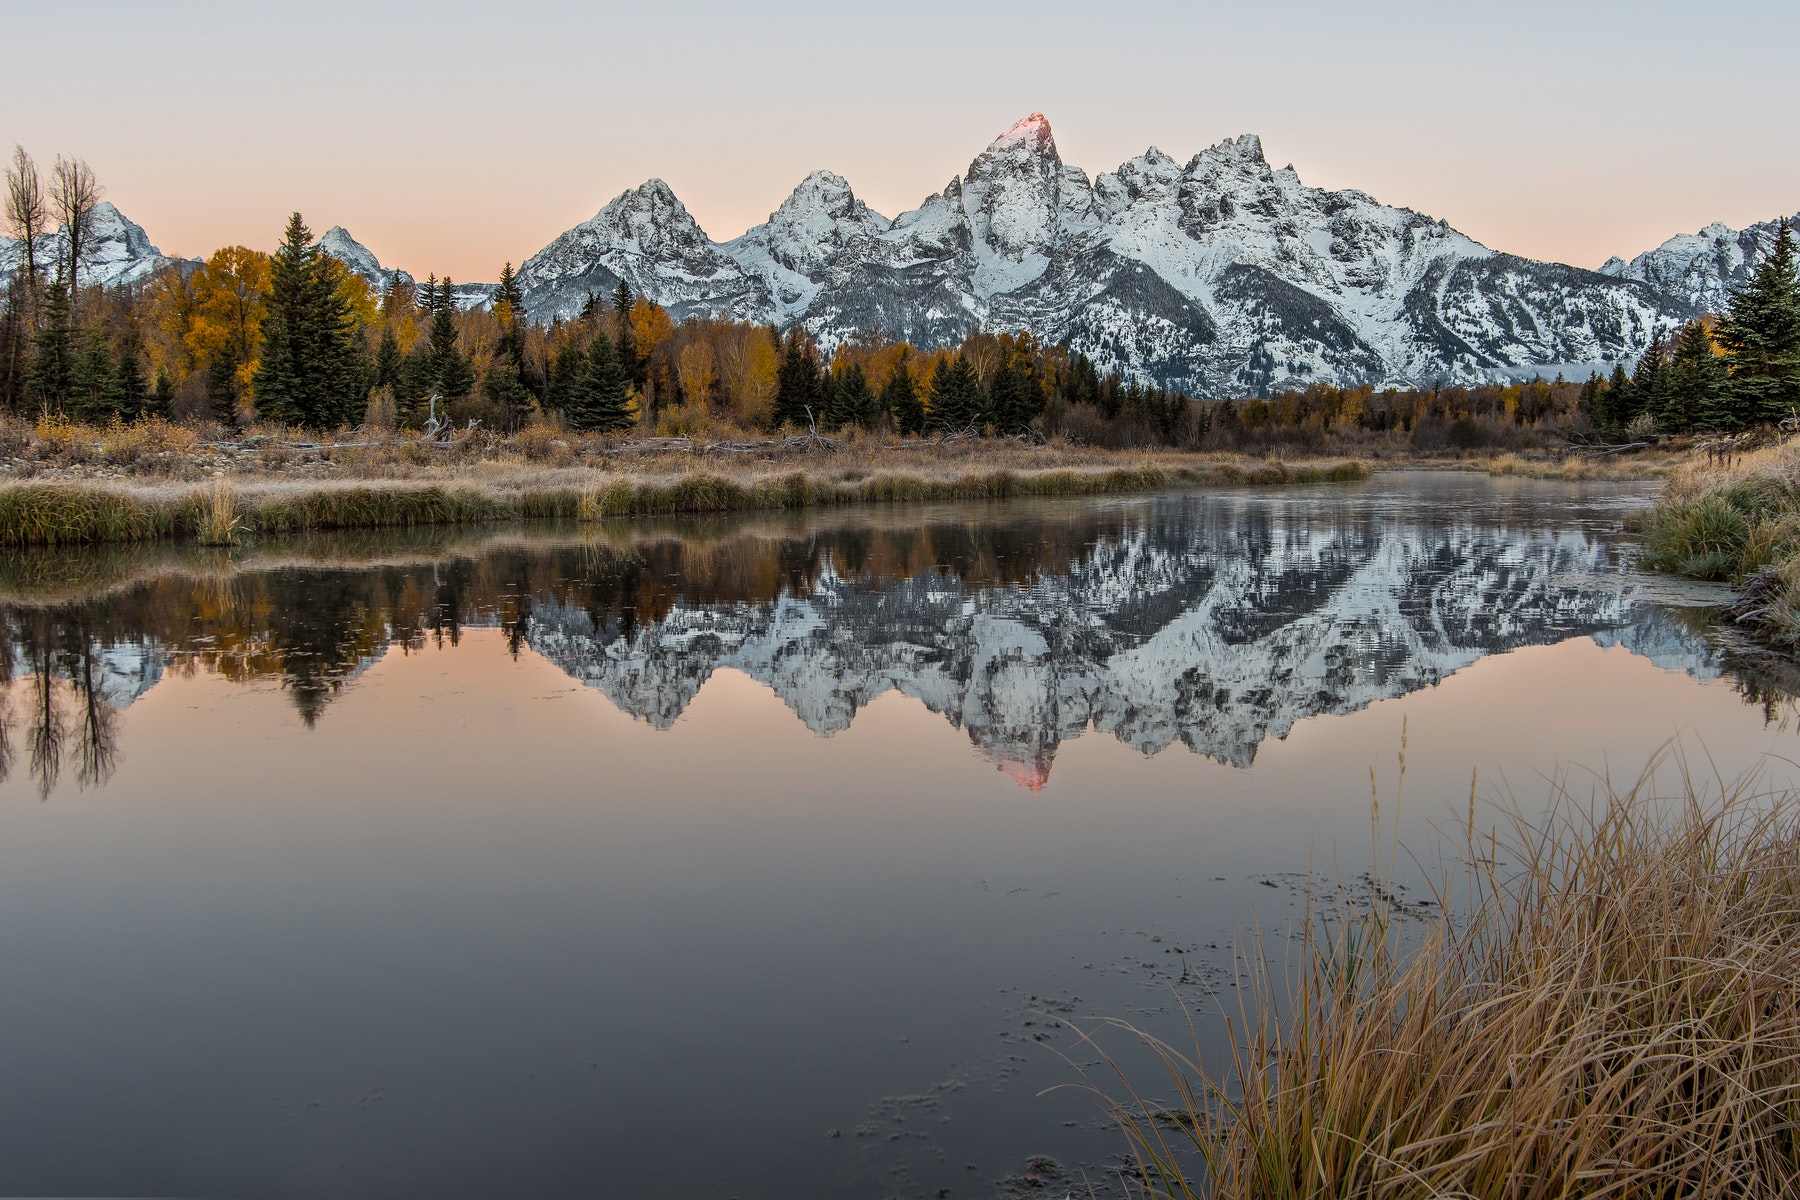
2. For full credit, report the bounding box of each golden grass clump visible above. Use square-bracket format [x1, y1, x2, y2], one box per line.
[1087, 760, 1800, 1199]
[195, 472, 239, 545]
[99, 416, 198, 472]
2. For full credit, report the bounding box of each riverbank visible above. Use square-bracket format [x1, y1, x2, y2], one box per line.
[0, 454, 1373, 547]
[1638, 439, 1800, 647]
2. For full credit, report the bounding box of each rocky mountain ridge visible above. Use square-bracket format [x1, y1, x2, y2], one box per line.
[7, 123, 1794, 394]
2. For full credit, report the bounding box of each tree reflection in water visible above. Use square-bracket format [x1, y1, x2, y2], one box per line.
[0, 494, 1770, 798]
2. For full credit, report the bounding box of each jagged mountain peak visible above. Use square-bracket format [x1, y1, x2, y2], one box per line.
[770, 170, 889, 229]
[318, 225, 417, 292]
[985, 112, 1055, 155]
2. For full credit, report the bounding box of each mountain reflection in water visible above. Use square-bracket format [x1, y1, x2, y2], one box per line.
[0, 483, 1748, 800]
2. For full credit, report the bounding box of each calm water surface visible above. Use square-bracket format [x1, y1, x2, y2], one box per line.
[0, 472, 1792, 1198]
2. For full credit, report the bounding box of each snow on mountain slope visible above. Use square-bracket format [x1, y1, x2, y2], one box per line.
[515, 180, 769, 322]
[513, 114, 1690, 391]
[1599, 211, 1800, 315]
[320, 225, 413, 292]
[319, 227, 494, 310]
[0, 201, 188, 290]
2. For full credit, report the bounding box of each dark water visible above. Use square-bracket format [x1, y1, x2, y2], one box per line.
[0, 473, 1792, 1199]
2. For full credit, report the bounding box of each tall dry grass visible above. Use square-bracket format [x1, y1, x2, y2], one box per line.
[1639, 440, 1800, 644]
[1083, 755, 1800, 1199]
[0, 460, 1372, 547]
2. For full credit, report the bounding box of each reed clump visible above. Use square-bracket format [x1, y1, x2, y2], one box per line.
[194, 472, 239, 545]
[1087, 764, 1800, 1199]
[1639, 441, 1800, 643]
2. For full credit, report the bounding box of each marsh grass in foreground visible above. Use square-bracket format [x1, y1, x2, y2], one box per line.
[0, 460, 1370, 546]
[1079, 755, 1800, 1199]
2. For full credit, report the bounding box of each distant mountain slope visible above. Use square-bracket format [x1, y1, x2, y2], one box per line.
[0, 201, 189, 289]
[1599, 211, 1800, 315]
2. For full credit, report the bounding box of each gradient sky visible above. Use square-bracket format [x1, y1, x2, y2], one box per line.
[4, 0, 1795, 282]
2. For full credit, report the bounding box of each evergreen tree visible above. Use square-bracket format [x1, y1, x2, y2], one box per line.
[113, 335, 148, 420]
[373, 324, 403, 393]
[396, 344, 437, 427]
[426, 302, 474, 403]
[253, 213, 362, 428]
[569, 330, 634, 432]
[71, 325, 116, 423]
[1602, 362, 1630, 437]
[1715, 218, 1800, 426]
[611, 280, 640, 386]
[1063, 353, 1101, 409]
[816, 365, 841, 429]
[209, 344, 241, 426]
[546, 341, 587, 419]
[495, 262, 524, 317]
[774, 333, 821, 428]
[26, 283, 75, 413]
[1628, 331, 1668, 434]
[1578, 372, 1605, 431]
[146, 368, 175, 420]
[1665, 320, 1724, 433]
[480, 354, 532, 430]
[834, 362, 877, 429]
[883, 358, 924, 436]
[928, 354, 984, 432]
[989, 358, 1041, 433]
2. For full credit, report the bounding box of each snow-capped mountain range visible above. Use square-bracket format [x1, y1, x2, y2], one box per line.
[5, 117, 1793, 392]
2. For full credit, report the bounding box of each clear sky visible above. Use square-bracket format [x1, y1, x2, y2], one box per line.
[4, 0, 1795, 281]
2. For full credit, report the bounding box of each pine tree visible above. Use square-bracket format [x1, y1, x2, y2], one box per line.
[816, 365, 841, 429]
[1715, 218, 1800, 427]
[209, 343, 241, 426]
[611, 280, 639, 386]
[26, 283, 75, 413]
[1063, 353, 1101, 409]
[834, 362, 877, 429]
[1578, 372, 1604, 432]
[70, 325, 117, 423]
[481, 354, 532, 430]
[146, 368, 175, 420]
[373, 324, 403, 393]
[495, 261, 524, 318]
[774, 333, 820, 428]
[113, 334, 148, 420]
[427, 303, 474, 403]
[989, 358, 1040, 433]
[1664, 320, 1724, 433]
[568, 330, 633, 432]
[396, 344, 436, 427]
[546, 341, 587, 419]
[253, 213, 362, 428]
[928, 354, 984, 433]
[883, 358, 923, 435]
[1628, 331, 1667, 435]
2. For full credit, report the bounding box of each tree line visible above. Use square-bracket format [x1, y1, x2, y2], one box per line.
[6, 144, 1798, 446]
